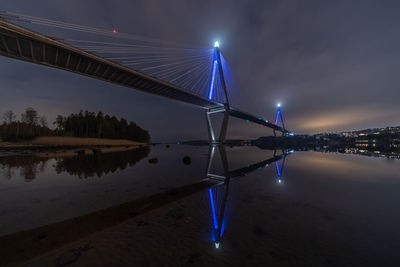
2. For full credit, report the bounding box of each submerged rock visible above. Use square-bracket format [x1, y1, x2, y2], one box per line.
[182, 156, 191, 165]
[148, 157, 158, 164]
[167, 207, 185, 220]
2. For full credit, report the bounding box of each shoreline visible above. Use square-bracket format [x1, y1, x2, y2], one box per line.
[0, 136, 147, 157]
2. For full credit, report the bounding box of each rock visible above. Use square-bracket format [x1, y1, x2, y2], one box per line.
[55, 250, 80, 267]
[148, 157, 158, 164]
[188, 253, 203, 264]
[167, 207, 185, 220]
[252, 225, 268, 237]
[55, 243, 93, 267]
[182, 156, 191, 165]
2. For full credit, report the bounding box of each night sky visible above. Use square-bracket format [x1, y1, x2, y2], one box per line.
[1, 0, 400, 141]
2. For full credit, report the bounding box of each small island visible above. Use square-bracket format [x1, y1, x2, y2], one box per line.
[0, 107, 150, 156]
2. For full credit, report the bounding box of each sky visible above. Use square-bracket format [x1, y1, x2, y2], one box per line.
[1, 0, 400, 141]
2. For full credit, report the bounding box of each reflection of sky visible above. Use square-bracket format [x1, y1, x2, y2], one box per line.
[289, 151, 400, 182]
[2, 146, 400, 263]
[0, 145, 210, 236]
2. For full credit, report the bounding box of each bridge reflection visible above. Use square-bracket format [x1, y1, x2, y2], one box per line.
[205, 145, 289, 248]
[0, 145, 289, 265]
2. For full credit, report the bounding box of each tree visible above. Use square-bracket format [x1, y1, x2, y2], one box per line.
[96, 112, 104, 138]
[54, 115, 65, 133]
[22, 107, 38, 125]
[39, 116, 48, 127]
[3, 110, 16, 125]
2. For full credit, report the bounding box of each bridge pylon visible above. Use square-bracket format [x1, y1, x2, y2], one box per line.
[273, 103, 286, 136]
[275, 154, 287, 183]
[206, 41, 230, 144]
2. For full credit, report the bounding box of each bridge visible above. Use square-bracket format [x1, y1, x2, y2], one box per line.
[0, 13, 290, 142]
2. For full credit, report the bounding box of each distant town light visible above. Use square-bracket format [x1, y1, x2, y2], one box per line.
[214, 41, 220, 48]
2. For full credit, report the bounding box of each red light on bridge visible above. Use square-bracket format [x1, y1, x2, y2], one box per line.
[113, 29, 117, 34]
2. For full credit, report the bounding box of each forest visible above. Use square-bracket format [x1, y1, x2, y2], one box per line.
[0, 108, 150, 142]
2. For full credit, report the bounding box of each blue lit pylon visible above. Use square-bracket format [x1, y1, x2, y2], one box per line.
[274, 103, 286, 136]
[208, 52, 218, 100]
[208, 184, 229, 248]
[275, 155, 286, 183]
[208, 42, 229, 106]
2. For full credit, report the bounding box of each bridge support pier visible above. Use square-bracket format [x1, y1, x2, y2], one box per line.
[206, 105, 230, 144]
[206, 144, 230, 181]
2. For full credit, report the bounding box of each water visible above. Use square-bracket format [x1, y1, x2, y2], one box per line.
[1, 145, 400, 266]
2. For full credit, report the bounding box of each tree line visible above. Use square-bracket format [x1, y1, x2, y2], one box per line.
[0, 108, 51, 140]
[54, 110, 150, 142]
[0, 108, 150, 142]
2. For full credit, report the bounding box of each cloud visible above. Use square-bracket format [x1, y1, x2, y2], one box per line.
[1, 1, 400, 140]
[299, 104, 399, 133]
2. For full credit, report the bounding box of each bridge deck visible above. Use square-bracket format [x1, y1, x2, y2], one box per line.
[0, 19, 285, 133]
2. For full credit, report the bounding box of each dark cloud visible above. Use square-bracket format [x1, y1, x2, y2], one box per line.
[1, 0, 399, 141]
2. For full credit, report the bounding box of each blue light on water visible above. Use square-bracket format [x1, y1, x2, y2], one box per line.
[208, 59, 218, 100]
[276, 161, 282, 178]
[220, 219, 226, 237]
[209, 189, 218, 230]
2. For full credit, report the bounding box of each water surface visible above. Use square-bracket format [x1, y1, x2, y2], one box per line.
[1, 145, 400, 266]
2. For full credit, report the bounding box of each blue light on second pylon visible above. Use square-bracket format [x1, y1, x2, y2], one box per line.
[208, 59, 218, 100]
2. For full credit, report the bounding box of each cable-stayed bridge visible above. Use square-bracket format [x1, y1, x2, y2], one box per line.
[0, 12, 289, 142]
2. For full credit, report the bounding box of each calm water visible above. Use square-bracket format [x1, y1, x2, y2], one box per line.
[1, 145, 400, 266]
